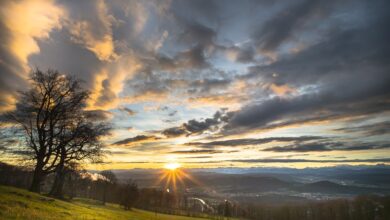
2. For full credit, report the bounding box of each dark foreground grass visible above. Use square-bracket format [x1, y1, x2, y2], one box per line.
[0, 185, 209, 220]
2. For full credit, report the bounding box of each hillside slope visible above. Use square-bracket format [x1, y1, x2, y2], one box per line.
[0, 185, 207, 220]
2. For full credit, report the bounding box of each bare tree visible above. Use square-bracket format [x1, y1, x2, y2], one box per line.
[7, 69, 109, 193]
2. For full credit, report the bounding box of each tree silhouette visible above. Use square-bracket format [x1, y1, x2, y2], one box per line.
[120, 180, 139, 210]
[7, 69, 109, 194]
[100, 170, 117, 204]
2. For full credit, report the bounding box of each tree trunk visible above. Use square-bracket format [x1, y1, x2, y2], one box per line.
[68, 174, 75, 199]
[49, 168, 65, 198]
[103, 184, 107, 205]
[29, 162, 44, 193]
[50, 147, 67, 198]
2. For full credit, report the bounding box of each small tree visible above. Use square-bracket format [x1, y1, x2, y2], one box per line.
[120, 180, 139, 210]
[7, 69, 109, 193]
[224, 200, 232, 218]
[100, 170, 117, 204]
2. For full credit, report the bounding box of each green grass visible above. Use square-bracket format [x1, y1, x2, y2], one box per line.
[0, 185, 210, 220]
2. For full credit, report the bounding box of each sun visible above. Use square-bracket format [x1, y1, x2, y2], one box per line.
[157, 162, 202, 193]
[164, 162, 181, 171]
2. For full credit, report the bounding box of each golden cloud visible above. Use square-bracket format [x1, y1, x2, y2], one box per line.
[1, 0, 64, 73]
[268, 83, 297, 96]
[122, 91, 169, 104]
[188, 94, 245, 109]
[87, 56, 142, 110]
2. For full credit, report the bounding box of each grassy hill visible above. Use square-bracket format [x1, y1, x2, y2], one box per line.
[0, 185, 209, 220]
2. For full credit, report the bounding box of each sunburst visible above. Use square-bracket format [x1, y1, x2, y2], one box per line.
[156, 163, 202, 193]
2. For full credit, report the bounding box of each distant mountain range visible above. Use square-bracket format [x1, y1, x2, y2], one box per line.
[109, 165, 390, 197]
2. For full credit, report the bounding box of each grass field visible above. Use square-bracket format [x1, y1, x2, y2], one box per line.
[0, 185, 210, 220]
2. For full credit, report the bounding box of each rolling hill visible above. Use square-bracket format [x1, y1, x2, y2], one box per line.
[0, 185, 208, 220]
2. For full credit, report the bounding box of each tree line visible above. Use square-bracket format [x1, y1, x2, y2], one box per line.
[0, 162, 204, 214]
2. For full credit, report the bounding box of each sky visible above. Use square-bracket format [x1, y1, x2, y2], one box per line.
[0, 0, 389, 170]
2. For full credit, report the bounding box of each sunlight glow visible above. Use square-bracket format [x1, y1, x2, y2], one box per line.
[164, 162, 181, 170]
[155, 163, 203, 193]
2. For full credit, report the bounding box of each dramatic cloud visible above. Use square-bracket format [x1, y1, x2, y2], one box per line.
[1, 0, 389, 168]
[162, 110, 230, 137]
[0, 0, 64, 112]
[252, 0, 335, 52]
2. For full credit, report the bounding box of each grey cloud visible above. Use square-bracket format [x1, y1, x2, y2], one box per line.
[119, 107, 137, 116]
[179, 20, 216, 47]
[153, 55, 177, 71]
[124, 71, 171, 98]
[159, 106, 170, 111]
[6, 149, 31, 156]
[264, 143, 332, 152]
[186, 156, 213, 159]
[99, 161, 166, 164]
[168, 110, 178, 117]
[59, 0, 111, 40]
[30, 29, 103, 88]
[152, 47, 211, 71]
[106, 150, 131, 155]
[228, 45, 255, 63]
[183, 110, 230, 133]
[170, 19, 218, 70]
[184, 115, 220, 133]
[188, 136, 325, 147]
[263, 142, 390, 152]
[170, 149, 223, 154]
[247, 0, 390, 87]
[85, 110, 113, 121]
[0, 139, 19, 150]
[225, 7, 390, 133]
[125, 67, 234, 105]
[176, 45, 210, 69]
[129, 142, 171, 152]
[230, 158, 390, 163]
[252, 0, 336, 52]
[140, 19, 218, 73]
[162, 110, 229, 137]
[335, 121, 390, 136]
[172, 0, 219, 25]
[231, 0, 390, 133]
[112, 135, 159, 146]
[162, 127, 187, 137]
[226, 82, 390, 131]
[96, 79, 117, 107]
[189, 78, 232, 94]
